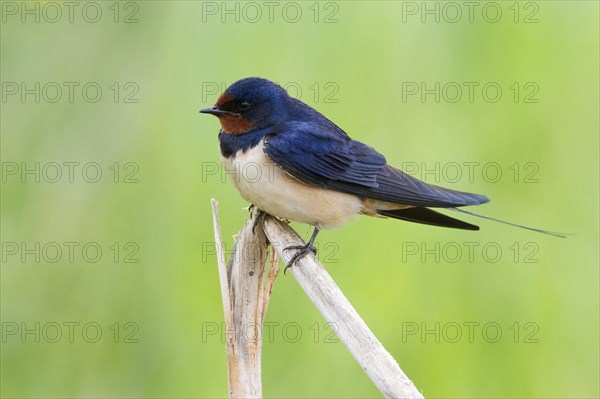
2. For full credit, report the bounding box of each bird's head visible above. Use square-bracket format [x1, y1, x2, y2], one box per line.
[200, 77, 289, 135]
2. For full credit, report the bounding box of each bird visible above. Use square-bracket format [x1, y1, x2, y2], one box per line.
[200, 77, 564, 271]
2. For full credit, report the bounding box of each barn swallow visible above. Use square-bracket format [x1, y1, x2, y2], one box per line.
[201, 77, 564, 270]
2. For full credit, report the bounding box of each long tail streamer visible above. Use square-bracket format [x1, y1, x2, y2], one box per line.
[450, 208, 569, 238]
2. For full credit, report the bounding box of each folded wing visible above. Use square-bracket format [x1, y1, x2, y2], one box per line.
[263, 123, 489, 208]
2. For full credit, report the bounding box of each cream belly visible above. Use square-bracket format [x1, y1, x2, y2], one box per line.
[222, 141, 363, 229]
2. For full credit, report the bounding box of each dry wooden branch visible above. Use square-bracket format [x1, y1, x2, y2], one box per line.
[211, 200, 278, 398]
[262, 215, 424, 399]
[211, 199, 424, 399]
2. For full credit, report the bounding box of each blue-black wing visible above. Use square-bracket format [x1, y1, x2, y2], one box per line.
[263, 122, 489, 208]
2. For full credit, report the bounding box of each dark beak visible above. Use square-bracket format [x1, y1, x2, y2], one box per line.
[199, 106, 239, 116]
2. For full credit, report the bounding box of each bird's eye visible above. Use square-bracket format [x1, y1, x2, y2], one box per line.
[239, 101, 251, 111]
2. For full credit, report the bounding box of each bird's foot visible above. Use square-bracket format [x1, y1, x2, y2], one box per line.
[251, 208, 267, 235]
[283, 243, 317, 274]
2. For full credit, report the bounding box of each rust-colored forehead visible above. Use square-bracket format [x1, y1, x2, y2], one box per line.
[215, 91, 233, 108]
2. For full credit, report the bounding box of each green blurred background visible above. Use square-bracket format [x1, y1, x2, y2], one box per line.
[1, 1, 598, 398]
